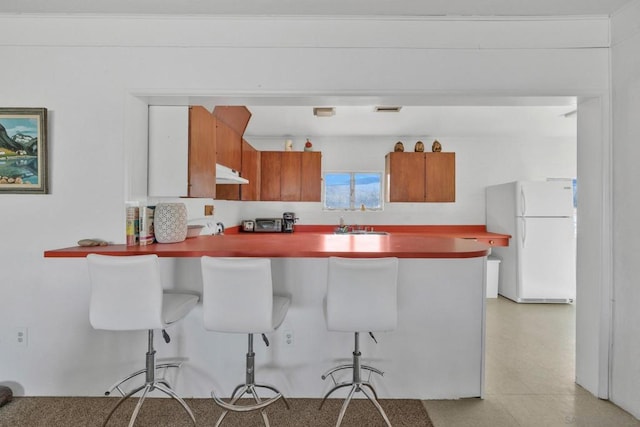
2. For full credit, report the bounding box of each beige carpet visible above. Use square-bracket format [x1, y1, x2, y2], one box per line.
[0, 396, 433, 426]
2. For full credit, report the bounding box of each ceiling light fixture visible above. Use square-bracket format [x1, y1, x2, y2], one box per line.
[313, 107, 335, 117]
[374, 106, 403, 112]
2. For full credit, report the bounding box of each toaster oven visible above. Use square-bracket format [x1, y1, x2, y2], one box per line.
[254, 218, 283, 232]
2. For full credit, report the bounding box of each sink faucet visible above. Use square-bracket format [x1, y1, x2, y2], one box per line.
[336, 217, 349, 233]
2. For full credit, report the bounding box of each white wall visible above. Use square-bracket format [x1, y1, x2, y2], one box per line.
[610, 0, 640, 419]
[241, 135, 576, 226]
[0, 14, 611, 403]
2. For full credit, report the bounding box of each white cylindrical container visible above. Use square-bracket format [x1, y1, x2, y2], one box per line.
[154, 202, 188, 243]
[285, 139, 293, 151]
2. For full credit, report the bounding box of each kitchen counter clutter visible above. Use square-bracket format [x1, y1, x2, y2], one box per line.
[44, 224, 508, 258]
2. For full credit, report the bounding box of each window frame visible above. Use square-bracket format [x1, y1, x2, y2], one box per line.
[323, 170, 384, 211]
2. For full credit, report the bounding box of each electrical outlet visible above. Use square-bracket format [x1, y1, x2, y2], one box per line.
[283, 330, 294, 347]
[204, 205, 214, 216]
[16, 327, 28, 347]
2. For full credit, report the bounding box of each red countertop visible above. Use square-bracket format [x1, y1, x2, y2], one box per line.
[289, 224, 509, 246]
[44, 225, 509, 259]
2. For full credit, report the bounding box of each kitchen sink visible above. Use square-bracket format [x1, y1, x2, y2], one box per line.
[334, 230, 390, 235]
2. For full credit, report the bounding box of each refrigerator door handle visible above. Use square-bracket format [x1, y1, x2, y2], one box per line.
[520, 187, 526, 216]
[521, 217, 526, 247]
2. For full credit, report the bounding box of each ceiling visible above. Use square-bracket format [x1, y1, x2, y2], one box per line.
[243, 104, 577, 138]
[0, 0, 633, 17]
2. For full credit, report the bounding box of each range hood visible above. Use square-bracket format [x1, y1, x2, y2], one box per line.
[216, 163, 249, 184]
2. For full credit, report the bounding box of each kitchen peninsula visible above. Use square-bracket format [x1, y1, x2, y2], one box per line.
[44, 225, 506, 258]
[44, 227, 508, 399]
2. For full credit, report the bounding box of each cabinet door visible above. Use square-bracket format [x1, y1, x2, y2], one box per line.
[260, 151, 282, 201]
[215, 121, 242, 172]
[188, 106, 217, 198]
[214, 121, 242, 200]
[300, 152, 322, 201]
[281, 152, 302, 201]
[386, 152, 425, 202]
[148, 106, 190, 197]
[425, 152, 455, 202]
[213, 106, 251, 136]
[213, 106, 249, 172]
[240, 140, 261, 201]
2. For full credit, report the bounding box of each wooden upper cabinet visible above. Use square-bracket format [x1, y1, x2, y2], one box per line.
[260, 151, 283, 201]
[385, 152, 426, 202]
[385, 151, 455, 203]
[213, 106, 250, 172]
[188, 106, 217, 198]
[215, 121, 242, 172]
[240, 140, 261, 201]
[212, 106, 251, 136]
[260, 151, 322, 202]
[213, 106, 251, 200]
[281, 152, 302, 201]
[214, 124, 242, 199]
[300, 152, 322, 201]
[425, 152, 455, 202]
[150, 105, 324, 202]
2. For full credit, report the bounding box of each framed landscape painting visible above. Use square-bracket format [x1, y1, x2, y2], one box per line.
[0, 108, 48, 194]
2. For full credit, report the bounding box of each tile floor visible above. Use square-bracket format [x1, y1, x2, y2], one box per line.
[423, 297, 640, 427]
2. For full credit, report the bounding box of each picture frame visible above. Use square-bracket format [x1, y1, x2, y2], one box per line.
[0, 108, 48, 194]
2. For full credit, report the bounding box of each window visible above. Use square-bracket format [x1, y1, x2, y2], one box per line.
[324, 172, 383, 210]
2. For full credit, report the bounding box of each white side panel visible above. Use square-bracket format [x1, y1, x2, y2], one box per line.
[490, 244, 518, 301]
[486, 182, 518, 301]
[517, 217, 576, 300]
[610, 1, 640, 415]
[486, 182, 517, 233]
[148, 106, 189, 197]
[518, 181, 575, 217]
[575, 96, 610, 399]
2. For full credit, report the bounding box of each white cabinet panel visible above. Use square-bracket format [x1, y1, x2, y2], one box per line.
[148, 106, 189, 197]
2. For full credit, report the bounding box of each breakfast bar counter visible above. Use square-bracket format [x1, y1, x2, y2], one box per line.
[44, 225, 506, 259]
[44, 233, 491, 259]
[43, 225, 509, 400]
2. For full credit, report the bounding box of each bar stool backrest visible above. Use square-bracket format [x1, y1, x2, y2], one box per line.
[87, 254, 164, 331]
[201, 257, 274, 334]
[326, 257, 399, 333]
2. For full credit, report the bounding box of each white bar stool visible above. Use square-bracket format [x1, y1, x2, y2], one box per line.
[201, 257, 291, 427]
[320, 256, 399, 427]
[86, 254, 199, 427]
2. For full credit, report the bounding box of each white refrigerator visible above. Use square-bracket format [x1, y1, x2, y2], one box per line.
[486, 181, 576, 303]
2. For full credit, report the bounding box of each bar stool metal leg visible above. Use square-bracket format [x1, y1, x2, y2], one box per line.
[102, 330, 196, 427]
[103, 362, 183, 397]
[320, 332, 391, 427]
[211, 334, 289, 427]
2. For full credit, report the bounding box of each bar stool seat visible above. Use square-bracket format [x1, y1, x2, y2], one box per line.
[87, 254, 199, 427]
[320, 257, 399, 427]
[201, 256, 291, 427]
